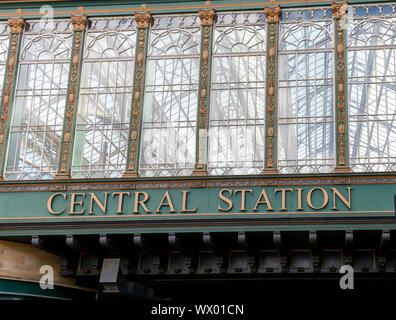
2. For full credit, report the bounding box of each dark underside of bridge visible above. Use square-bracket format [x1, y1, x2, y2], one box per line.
[3, 229, 396, 301]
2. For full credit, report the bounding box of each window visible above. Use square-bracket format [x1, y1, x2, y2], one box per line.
[72, 17, 136, 178]
[1, 5, 395, 180]
[5, 20, 72, 179]
[348, 4, 396, 172]
[0, 23, 10, 100]
[208, 11, 266, 175]
[139, 14, 201, 176]
[278, 8, 334, 174]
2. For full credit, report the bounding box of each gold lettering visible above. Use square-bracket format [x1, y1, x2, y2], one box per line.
[156, 191, 175, 213]
[307, 187, 328, 210]
[253, 189, 273, 211]
[331, 187, 352, 209]
[234, 189, 253, 211]
[112, 192, 130, 214]
[69, 193, 86, 215]
[134, 192, 151, 213]
[274, 188, 293, 211]
[218, 189, 233, 211]
[181, 190, 197, 212]
[47, 193, 66, 215]
[296, 188, 303, 211]
[88, 192, 108, 214]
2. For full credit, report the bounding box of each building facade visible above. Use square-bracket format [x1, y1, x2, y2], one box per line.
[0, 0, 395, 300]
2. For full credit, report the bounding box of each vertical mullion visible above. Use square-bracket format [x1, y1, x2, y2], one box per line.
[192, 8, 216, 176]
[262, 6, 280, 174]
[123, 11, 151, 177]
[332, 1, 351, 173]
[0, 17, 25, 180]
[55, 14, 88, 178]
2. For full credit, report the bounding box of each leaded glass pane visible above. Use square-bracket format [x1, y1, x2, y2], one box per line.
[348, 5, 396, 172]
[208, 11, 266, 175]
[0, 23, 10, 101]
[4, 20, 72, 180]
[139, 14, 200, 177]
[278, 8, 334, 174]
[71, 17, 136, 178]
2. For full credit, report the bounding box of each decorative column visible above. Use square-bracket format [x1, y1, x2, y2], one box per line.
[191, 8, 216, 176]
[262, 6, 280, 175]
[55, 15, 88, 179]
[0, 17, 25, 180]
[332, 1, 351, 173]
[123, 12, 152, 178]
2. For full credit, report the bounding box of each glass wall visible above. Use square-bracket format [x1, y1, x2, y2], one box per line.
[0, 4, 395, 180]
[4, 20, 72, 179]
[348, 4, 396, 172]
[0, 23, 9, 101]
[278, 8, 335, 174]
[72, 17, 136, 178]
[139, 14, 200, 177]
[208, 11, 266, 175]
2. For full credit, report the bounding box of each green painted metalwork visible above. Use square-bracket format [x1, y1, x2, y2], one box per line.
[0, 0, 390, 19]
[193, 9, 216, 176]
[124, 12, 151, 178]
[56, 15, 88, 178]
[0, 18, 25, 179]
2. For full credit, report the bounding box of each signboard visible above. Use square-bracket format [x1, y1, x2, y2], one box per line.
[0, 177, 394, 235]
[0, 183, 394, 218]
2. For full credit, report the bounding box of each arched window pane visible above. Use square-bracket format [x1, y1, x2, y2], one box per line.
[72, 17, 136, 178]
[208, 12, 266, 176]
[278, 8, 334, 174]
[139, 14, 200, 177]
[348, 5, 396, 172]
[4, 20, 73, 180]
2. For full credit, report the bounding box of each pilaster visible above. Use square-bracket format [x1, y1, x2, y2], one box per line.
[123, 11, 152, 178]
[55, 15, 88, 179]
[332, 2, 351, 173]
[191, 8, 216, 177]
[262, 6, 280, 175]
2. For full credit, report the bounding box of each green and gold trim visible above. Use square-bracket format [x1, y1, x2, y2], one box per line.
[192, 8, 216, 176]
[55, 14, 88, 179]
[0, 17, 25, 180]
[262, 6, 280, 175]
[332, 1, 351, 173]
[123, 11, 152, 178]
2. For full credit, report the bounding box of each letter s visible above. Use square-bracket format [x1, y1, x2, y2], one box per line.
[218, 189, 233, 211]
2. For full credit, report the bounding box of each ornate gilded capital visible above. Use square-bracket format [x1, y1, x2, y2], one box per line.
[264, 6, 281, 23]
[134, 11, 152, 29]
[8, 17, 25, 33]
[199, 8, 216, 26]
[332, 1, 348, 19]
[71, 14, 88, 31]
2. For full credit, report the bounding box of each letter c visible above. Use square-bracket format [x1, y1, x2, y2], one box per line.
[47, 193, 66, 215]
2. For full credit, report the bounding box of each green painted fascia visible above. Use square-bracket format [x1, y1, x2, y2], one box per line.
[0, 212, 393, 227]
[0, 279, 97, 300]
[0, 223, 394, 237]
